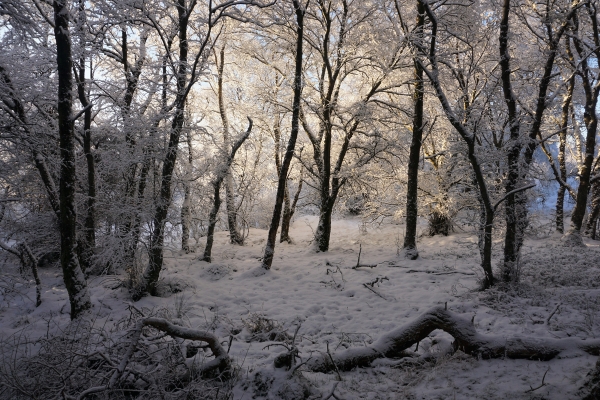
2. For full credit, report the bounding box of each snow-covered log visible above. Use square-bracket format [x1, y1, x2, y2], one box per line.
[306, 306, 600, 373]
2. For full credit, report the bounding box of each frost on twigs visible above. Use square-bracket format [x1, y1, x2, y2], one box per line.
[242, 313, 291, 343]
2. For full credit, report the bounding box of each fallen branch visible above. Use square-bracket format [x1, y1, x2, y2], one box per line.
[525, 367, 550, 393]
[78, 318, 230, 399]
[306, 306, 600, 373]
[546, 303, 561, 325]
[362, 276, 389, 300]
[405, 269, 475, 276]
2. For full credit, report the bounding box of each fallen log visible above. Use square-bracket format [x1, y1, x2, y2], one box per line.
[306, 306, 600, 373]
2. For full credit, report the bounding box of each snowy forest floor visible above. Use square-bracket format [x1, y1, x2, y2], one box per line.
[1, 216, 600, 399]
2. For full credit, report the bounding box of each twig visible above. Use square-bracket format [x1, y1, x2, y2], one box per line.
[493, 184, 536, 211]
[352, 244, 378, 269]
[525, 367, 550, 393]
[546, 303, 562, 325]
[362, 283, 387, 300]
[288, 357, 312, 377]
[327, 342, 343, 381]
[405, 269, 475, 276]
[227, 335, 234, 354]
[70, 103, 93, 122]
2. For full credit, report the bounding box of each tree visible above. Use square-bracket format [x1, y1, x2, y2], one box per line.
[261, 0, 306, 270]
[134, 0, 272, 298]
[215, 44, 246, 245]
[567, 2, 600, 240]
[53, 0, 92, 318]
[300, 0, 403, 252]
[498, 0, 577, 281]
[401, 0, 426, 260]
[202, 118, 252, 262]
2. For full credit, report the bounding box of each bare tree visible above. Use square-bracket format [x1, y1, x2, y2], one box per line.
[401, 0, 426, 260]
[53, 0, 91, 318]
[215, 44, 245, 245]
[262, 0, 306, 270]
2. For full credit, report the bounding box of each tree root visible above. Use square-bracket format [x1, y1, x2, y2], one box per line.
[306, 306, 600, 373]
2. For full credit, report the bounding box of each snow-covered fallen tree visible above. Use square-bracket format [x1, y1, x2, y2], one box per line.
[305, 305, 600, 373]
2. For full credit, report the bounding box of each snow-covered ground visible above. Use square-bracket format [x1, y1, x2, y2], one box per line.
[1, 216, 599, 399]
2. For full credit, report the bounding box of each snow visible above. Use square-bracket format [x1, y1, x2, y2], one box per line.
[1, 215, 599, 399]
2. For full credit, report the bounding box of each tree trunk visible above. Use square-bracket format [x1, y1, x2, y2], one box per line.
[125, 52, 169, 268]
[216, 45, 244, 246]
[203, 119, 253, 263]
[75, 3, 95, 273]
[570, 116, 598, 233]
[280, 173, 303, 243]
[585, 178, 600, 238]
[0, 67, 60, 217]
[21, 243, 42, 307]
[555, 67, 575, 234]
[499, 0, 523, 283]
[315, 201, 334, 252]
[202, 181, 221, 263]
[124, 157, 150, 268]
[403, 0, 426, 260]
[261, 0, 305, 269]
[135, 0, 190, 299]
[53, 0, 91, 319]
[181, 128, 194, 252]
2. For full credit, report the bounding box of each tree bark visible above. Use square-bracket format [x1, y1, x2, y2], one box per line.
[403, 0, 426, 260]
[261, 0, 305, 269]
[585, 178, 600, 239]
[281, 171, 303, 243]
[202, 181, 222, 263]
[53, 0, 91, 319]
